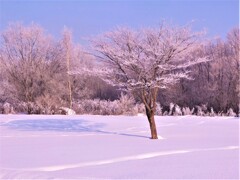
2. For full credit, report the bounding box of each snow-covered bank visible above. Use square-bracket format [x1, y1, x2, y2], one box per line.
[0, 115, 239, 179]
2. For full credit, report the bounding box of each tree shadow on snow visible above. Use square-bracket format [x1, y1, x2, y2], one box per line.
[0, 119, 149, 139]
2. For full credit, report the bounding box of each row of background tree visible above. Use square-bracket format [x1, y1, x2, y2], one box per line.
[0, 23, 239, 115]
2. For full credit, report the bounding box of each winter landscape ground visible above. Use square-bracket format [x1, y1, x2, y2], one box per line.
[0, 115, 239, 179]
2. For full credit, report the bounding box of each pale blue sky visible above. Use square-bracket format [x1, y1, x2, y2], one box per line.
[0, 0, 239, 44]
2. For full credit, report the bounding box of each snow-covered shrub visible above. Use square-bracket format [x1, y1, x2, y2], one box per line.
[74, 95, 139, 115]
[59, 107, 76, 115]
[0, 103, 3, 114]
[182, 107, 194, 115]
[99, 100, 113, 115]
[196, 105, 204, 116]
[226, 108, 236, 117]
[163, 111, 169, 116]
[18, 101, 50, 114]
[14, 102, 35, 114]
[167, 103, 182, 116]
[11, 95, 62, 115]
[84, 99, 101, 114]
[109, 100, 122, 115]
[118, 93, 138, 115]
[191, 107, 195, 115]
[217, 111, 224, 116]
[73, 100, 238, 117]
[1, 102, 14, 114]
[3, 102, 10, 114]
[238, 104, 240, 117]
[155, 103, 162, 116]
[209, 107, 216, 116]
[173, 104, 182, 116]
[201, 104, 208, 114]
[35, 95, 61, 114]
[13, 102, 27, 114]
[137, 103, 146, 114]
[169, 103, 175, 115]
[25, 102, 41, 114]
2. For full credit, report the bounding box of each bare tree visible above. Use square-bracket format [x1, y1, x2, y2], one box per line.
[0, 23, 50, 102]
[170, 27, 239, 114]
[227, 28, 239, 114]
[92, 24, 209, 139]
[0, 23, 66, 113]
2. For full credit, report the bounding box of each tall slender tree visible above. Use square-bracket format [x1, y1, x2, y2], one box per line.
[62, 28, 73, 109]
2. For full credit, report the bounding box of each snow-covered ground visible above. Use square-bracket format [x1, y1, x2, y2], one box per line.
[0, 115, 239, 179]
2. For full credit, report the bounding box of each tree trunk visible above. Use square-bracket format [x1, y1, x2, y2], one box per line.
[146, 108, 158, 139]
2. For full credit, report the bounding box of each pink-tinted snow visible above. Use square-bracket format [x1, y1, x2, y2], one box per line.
[0, 115, 239, 179]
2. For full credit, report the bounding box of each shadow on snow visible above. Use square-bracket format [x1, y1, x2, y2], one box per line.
[0, 119, 149, 139]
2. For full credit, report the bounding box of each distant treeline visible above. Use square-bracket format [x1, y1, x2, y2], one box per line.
[0, 23, 239, 115]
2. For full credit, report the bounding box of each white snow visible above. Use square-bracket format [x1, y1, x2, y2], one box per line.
[59, 107, 76, 115]
[0, 115, 239, 179]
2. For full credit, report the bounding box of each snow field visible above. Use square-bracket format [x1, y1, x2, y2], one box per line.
[0, 115, 239, 179]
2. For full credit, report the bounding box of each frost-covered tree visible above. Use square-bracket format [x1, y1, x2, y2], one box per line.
[226, 28, 239, 115]
[174, 27, 239, 113]
[92, 24, 209, 139]
[0, 23, 67, 112]
[0, 23, 97, 113]
[0, 23, 54, 102]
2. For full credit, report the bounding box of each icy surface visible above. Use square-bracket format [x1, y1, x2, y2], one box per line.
[0, 115, 239, 179]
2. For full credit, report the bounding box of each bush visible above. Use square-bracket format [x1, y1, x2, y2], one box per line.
[155, 103, 162, 115]
[73, 94, 139, 115]
[226, 108, 236, 117]
[182, 107, 194, 115]
[209, 107, 216, 116]
[173, 104, 182, 116]
[0, 102, 14, 114]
